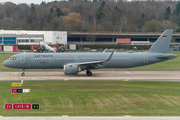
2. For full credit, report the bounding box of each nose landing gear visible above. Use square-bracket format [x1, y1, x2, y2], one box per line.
[21, 69, 25, 76]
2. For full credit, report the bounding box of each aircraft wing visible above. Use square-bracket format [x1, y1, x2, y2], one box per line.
[68, 51, 114, 68]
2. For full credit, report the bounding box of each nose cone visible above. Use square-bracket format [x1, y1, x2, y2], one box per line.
[3, 60, 9, 67]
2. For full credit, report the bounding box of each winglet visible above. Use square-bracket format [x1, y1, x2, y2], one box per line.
[103, 48, 107, 53]
[69, 51, 114, 66]
[102, 51, 114, 62]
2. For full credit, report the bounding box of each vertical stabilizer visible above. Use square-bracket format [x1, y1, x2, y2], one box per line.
[147, 29, 173, 53]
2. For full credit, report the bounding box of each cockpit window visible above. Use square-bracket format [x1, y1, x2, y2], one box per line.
[10, 57, 16, 60]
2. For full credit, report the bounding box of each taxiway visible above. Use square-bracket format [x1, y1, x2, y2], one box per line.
[0, 71, 180, 82]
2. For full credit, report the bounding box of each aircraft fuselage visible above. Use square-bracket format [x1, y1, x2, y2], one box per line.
[3, 52, 176, 70]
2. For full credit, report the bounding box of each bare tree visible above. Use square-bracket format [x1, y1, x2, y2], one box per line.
[0, 1, 179, 32]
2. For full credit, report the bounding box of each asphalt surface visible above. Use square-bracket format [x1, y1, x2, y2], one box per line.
[0, 116, 180, 120]
[0, 71, 180, 82]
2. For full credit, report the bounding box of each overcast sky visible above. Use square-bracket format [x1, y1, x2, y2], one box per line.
[0, 0, 56, 5]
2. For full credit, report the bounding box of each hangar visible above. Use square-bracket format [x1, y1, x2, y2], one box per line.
[0, 30, 67, 45]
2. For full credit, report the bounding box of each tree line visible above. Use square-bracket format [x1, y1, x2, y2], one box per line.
[0, 0, 180, 32]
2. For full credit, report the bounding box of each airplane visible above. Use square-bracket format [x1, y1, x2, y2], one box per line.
[34, 42, 55, 53]
[3, 29, 176, 76]
[39, 42, 56, 51]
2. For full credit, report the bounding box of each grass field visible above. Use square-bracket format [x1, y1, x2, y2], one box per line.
[0, 81, 180, 115]
[0, 51, 180, 71]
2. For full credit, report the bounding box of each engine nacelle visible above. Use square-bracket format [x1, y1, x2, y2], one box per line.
[63, 65, 80, 75]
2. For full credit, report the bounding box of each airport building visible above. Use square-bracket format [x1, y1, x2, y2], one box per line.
[1, 30, 180, 47]
[0, 30, 67, 45]
[68, 32, 180, 45]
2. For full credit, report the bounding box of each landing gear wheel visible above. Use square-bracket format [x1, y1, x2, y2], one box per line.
[21, 73, 25, 76]
[21, 69, 25, 76]
[86, 71, 92, 76]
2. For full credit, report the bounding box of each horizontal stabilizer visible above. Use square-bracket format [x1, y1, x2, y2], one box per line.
[157, 55, 176, 59]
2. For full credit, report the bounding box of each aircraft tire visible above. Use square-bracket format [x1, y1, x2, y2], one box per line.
[86, 71, 92, 76]
[21, 73, 25, 76]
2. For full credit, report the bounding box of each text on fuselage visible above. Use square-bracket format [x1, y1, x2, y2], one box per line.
[34, 55, 53, 57]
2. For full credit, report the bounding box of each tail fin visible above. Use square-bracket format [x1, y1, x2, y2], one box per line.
[147, 29, 173, 53]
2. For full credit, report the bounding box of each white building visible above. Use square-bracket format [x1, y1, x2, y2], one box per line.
[0, 30, 67, 45]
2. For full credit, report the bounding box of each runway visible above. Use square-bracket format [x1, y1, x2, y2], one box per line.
[0, 71, 180, 82]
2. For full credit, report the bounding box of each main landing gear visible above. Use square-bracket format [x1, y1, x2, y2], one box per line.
[86, 71, 92, 76]
[21, 69, 25, 76]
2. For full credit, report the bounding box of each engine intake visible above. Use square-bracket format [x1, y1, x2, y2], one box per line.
[63, 65, 80, 75]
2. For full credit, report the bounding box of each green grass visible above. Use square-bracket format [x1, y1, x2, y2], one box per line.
[0, 81, 180, 115]
[0, 51, 180, 71]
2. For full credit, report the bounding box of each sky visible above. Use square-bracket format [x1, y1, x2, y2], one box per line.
[0, 0, 56, 5]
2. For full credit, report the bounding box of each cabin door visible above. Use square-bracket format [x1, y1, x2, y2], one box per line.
[75, 56, 78, 62]
[75, 56, 80, 62]
[20, 55, 25, 63]
[143, 54, 148, 63]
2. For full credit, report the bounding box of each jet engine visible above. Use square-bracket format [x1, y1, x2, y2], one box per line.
[63, 65, 81, 75]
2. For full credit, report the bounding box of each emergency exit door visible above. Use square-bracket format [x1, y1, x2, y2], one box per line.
[143, 54, 148, 63]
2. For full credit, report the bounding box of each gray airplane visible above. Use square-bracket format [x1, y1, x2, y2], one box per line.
[3, 29, 176, 76]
